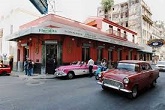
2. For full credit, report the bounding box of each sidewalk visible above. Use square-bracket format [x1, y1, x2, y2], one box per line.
[10, 71, 55, 79]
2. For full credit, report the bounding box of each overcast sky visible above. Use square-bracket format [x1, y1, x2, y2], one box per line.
[0, 0, 164, 22]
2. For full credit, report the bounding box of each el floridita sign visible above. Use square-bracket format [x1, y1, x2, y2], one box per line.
[147, 39, 165, 48]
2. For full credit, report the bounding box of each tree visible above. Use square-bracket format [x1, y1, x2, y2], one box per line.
[101, 0, 114, 18]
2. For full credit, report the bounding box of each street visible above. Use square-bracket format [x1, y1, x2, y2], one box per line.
[0, 72, 165, 110]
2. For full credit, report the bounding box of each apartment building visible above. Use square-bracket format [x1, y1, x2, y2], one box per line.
[0, 8, 41, 70]
[97, 0, 154, 61]
[152, 21, 165, 63]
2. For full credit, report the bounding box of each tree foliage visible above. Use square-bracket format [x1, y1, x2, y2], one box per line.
[101, 0, 114, 12]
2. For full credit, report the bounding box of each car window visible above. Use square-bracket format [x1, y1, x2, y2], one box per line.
[135, 64, 139, 72]
[140, 64, 146, 71]
[145, 63, 152, 70]
[157, 61, 165, 65]
[117, 63, 136, 72]
[140, 63, 151, 71]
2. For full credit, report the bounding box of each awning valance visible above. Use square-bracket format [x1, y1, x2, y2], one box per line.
[6, 27, 143, 50]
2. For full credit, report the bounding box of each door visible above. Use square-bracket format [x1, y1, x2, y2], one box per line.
[82, 47, 90, 62]
[139, 63, 150, 89]
[46, 44, 57, 74]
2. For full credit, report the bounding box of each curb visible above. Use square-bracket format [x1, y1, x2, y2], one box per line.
[11, 74, 55, 79]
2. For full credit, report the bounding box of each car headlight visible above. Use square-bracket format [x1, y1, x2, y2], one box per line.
[98, 73, 102, 77]
[123, 77, 129, 84]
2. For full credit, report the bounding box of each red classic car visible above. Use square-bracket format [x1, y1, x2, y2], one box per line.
[54, 61, 98, 79]
[0, 64, 11, 76]
[98, 60, 159, 98]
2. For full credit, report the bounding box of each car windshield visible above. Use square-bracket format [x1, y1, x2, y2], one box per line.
[117, 63, 136, 72]
[71, 61, 80, 65]
[157, 61, 165, 65]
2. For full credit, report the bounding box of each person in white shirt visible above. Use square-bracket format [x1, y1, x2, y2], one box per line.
[87, 58, 94, 77]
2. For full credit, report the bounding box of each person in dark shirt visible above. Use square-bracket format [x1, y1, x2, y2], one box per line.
[28, 60, 33, 76]
[24, 60, 28, 75]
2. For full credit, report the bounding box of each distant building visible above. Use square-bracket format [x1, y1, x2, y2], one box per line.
[152, 21, 165, 63]
[0, 8, 41, 69]
[97, 0, 154, 61]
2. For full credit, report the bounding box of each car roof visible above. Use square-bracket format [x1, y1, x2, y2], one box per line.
[119, 60, 147, 64]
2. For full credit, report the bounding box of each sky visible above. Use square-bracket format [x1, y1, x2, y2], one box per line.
[0, 0, 164, 22]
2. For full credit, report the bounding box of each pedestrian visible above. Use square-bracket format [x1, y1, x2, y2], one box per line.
[87, 58, 94, 77]
[101, 59, 107, 71]
[24, 59, 28, 75]
[9, 57, 13, 70]
[31, 60, 35, 75]
[28, 60, 33, 76]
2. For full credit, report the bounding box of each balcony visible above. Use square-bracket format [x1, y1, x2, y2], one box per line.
[106, 29, 127, 40]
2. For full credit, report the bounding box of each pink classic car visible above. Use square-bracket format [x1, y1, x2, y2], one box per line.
[54, 61, 98, 79]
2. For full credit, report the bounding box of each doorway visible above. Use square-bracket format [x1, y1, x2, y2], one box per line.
[46, 44, 57, 74]
[23, 46, 29, 61]
[82, 47, 90, 62]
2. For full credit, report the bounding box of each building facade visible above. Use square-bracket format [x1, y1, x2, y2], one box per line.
[7, 14, 142, 74]
[97, 0, 153, 61]
[152, 21, 165, 63]
[0, 8, 41, 68]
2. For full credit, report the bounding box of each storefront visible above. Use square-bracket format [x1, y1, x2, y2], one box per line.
[7, 14, 143, 74]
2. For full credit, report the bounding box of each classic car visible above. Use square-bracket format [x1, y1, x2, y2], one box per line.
[54, 61, 98, 79]
[97, 60, 159, 98]
[0, 64, 11, 76]
[155, 61, 165, 71]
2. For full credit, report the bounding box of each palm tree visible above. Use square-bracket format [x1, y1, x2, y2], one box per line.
[101, 0, 114, 18]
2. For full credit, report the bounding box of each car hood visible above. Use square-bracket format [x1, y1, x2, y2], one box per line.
[103, 69, 136, 82]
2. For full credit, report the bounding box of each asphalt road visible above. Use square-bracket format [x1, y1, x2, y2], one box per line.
[0, 72, 165, 110]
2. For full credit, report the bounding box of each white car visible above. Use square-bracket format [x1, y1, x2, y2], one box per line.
[155, 61, 165, 71]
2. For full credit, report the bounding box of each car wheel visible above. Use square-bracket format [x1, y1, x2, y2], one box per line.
[129, 86, 138, 99]
[102, 85, 108, 90]
[2, 71, 7, 76]
[151, 79, 157, 88]
[95, 75, 99, 80]
[67, 72, 74, 79]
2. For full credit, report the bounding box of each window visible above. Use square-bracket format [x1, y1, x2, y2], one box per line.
[109, 25, 113, 34]
[129, 50, 132, 60]
[97, 48, 103, 61]
[17, 49, 20, 61]
[126, 21, 128, 27]
[117, 29, 121, 36]
[118, 49, 122, 61]
[108, 50, 113, 62]
[82, 47, 90, 62]
[132, 35, 135, 42]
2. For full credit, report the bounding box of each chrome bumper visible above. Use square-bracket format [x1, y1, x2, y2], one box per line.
[97, 81, 132, 93]
[54, 71, 67, 77]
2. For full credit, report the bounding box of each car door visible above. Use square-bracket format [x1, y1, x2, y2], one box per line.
[138, 63, 150, 89]
[146, 63, 155, 84]
[74, 63, 88, 75]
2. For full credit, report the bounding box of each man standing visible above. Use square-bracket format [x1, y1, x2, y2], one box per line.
[87, 58, 94, 77]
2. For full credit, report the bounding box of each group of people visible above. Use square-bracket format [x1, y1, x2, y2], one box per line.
[87, 58, 107, 77]
[24, 59, 34, 76]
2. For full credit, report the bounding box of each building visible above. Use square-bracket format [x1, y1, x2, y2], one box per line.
[152, 21, 165, 63]
[0, 8, 41, 69]
[97, 0, 153, 61]
[7, 14, 142, 74]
